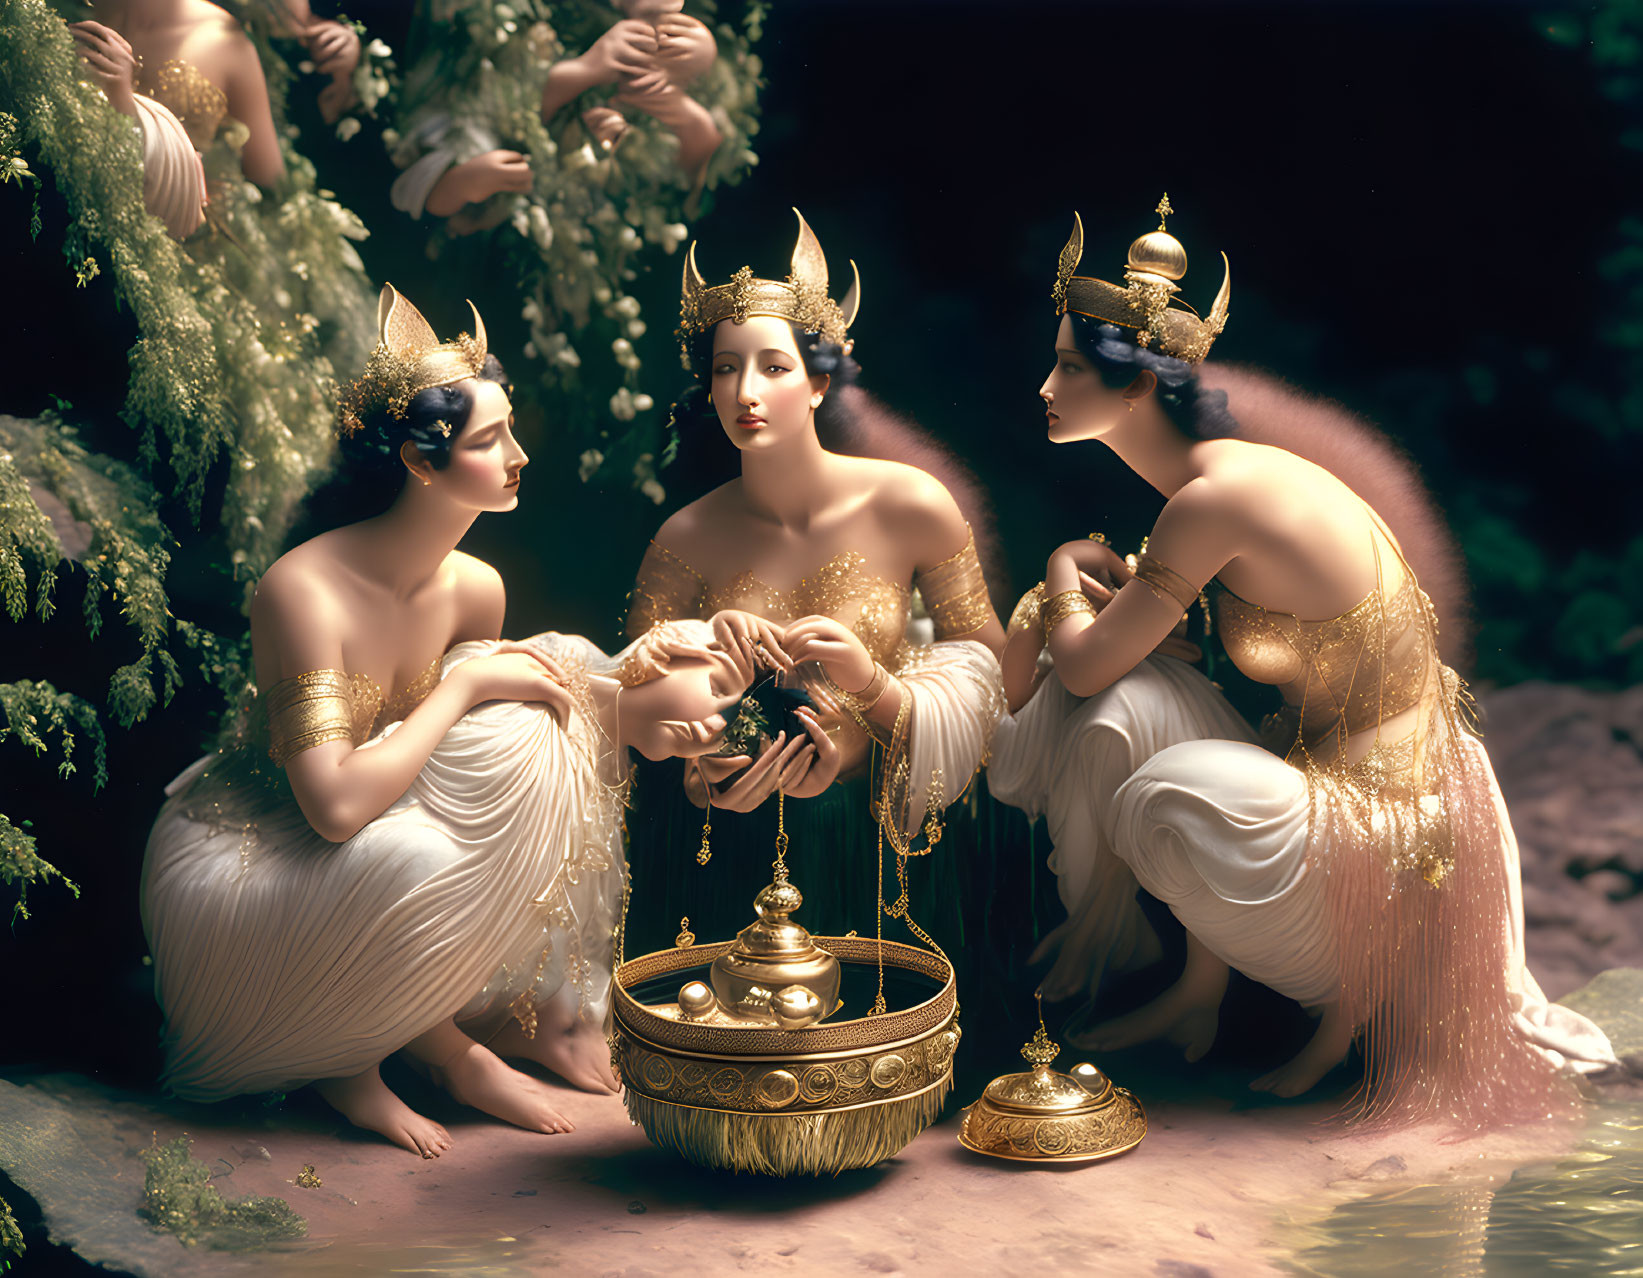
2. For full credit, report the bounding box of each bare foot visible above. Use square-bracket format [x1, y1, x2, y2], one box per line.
[428, 1039, 576, 1134]
[1251, 1003, 1353, 1098]
[1068, 935, 1229, 1061]
[1072, 989, 1222, 1061]
[492, 995, 620, 1093]
[314, 1066, 452, 1158]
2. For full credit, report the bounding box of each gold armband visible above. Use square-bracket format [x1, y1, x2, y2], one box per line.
[918, 529, 992, 640]
[1007, 582, 1046, 639]
[264, 671, 360, 767]
[1131, 552, 1199, 614]
[1040, 589, 1097, 638]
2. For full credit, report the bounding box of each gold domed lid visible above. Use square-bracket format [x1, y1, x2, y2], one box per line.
[736, 880, 813, 957]
[958, 1001, 1147, 1164]
[982, 1057, 1113, 1116]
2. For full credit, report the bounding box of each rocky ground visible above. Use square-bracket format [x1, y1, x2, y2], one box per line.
[1, 682, 1639, 1277]
[1481, 683, 1643, 996]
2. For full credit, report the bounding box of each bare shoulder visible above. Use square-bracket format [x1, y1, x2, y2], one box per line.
[252, 540, 343, 623]
[249, 542, 349, 679]
[447, 551, 506, 640]
[651, 481, 742, 563]
[448, 549, 503, 594]
[858, 458, 968, 560]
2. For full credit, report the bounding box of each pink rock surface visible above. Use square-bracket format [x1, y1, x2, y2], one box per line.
[1, 1070, 1572, 1277]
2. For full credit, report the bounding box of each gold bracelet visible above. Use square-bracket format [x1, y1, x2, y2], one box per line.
[830, 662, 890, 715]
[1040, 589, 1097, 639]
[1006, 582, 1046, 640]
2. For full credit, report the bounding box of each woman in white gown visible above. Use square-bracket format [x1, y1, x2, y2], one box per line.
[143, 285, 752, 1156]
[989, 203, 1617, 1130]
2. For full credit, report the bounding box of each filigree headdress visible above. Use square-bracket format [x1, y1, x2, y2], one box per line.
[677, 208, 861, 363]
[1052, 195, 1230, 364]
[336, 284, 489, 436]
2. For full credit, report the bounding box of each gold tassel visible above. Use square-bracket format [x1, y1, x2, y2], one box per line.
[621, 1081, 953, 1177]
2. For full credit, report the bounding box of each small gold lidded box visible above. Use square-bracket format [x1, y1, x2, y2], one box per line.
[958, 1012, 1147, 1164]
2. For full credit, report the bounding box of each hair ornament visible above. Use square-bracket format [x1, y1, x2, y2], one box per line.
[336, 284, 490, 437]
[1053, 195, 1230, 364]
[677, 208, 861, 362]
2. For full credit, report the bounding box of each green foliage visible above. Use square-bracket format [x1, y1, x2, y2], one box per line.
[392, 0, 764, 501]
[0, 809, 81, 924]
[0, 1195, 21, 1270]
[0, 1, 380, 919]
[139, 1136, 306, 1252]
[1440, 2, 1643, 685]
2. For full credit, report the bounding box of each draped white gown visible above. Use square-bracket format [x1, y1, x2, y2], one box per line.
[141, 633, 627, 1101]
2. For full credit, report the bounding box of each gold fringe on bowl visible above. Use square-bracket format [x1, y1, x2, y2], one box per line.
[624, 1077, 953, 1177]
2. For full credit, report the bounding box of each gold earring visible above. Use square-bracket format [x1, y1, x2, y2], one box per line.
[696, 797, 712, 866]
[1126, 400, 1135, 413]
[707, 391, 713, 405]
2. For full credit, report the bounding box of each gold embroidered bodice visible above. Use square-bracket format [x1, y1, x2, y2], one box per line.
[1215, 531, 1434, 765]
[626, 528, 991, 666]
[138, 59, 228, 151]
[263, 654, 445, 766]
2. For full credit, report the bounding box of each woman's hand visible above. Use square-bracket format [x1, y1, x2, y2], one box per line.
[589, 19, 659, 80]
[779, 706, 841, 798]
[426, 149, 533, 218]
[709, 609, 793, 684]
[693, 729, 816, 813]
[303, 18, 360, 79]
[457, 645, 573, 723]
[69, 21, 138, 116]
[652, 13, 716, 85]
[1047, 537, 1129, 596]
[782, 615, 874, 694]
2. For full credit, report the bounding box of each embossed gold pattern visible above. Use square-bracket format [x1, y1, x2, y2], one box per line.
[917, 531, 993, 639]
[613, 935, 959, 1174]
[678, 208, 861, 357]
[958, 994, 1148, 1164]
[1052, 197, 1231, 365]
[264, 654, 443, 767]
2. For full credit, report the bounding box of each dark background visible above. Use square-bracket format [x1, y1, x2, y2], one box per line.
[2, 0, 1639, 1087]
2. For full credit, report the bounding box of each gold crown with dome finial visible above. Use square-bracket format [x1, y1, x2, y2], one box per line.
[1052, 194, 1231, 364]
[336, 284, 490, 436]
[678, 208, 861, 362]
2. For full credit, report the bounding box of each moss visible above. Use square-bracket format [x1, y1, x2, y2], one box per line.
[138, 1137, 306, 1253]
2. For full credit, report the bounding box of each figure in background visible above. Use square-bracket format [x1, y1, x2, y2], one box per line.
[68, 0, 283, 186]
[538, 0, 721, 199]
[622, 209, 1006, 959]
[142, 286, 753, 1156]
[989, 200, 1617, 1129]
[68, 17, 206, 237]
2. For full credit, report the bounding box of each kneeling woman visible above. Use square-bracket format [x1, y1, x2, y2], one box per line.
[143, 287, 751, 1156]
[991, 203, 1616, 1129]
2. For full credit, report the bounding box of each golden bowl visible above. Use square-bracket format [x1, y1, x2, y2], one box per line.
[612, 935, 959, 1177]
[958, 1060, 1147, 1164]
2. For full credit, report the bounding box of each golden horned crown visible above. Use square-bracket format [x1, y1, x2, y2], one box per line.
[336, 284, 490, 436]
[1053, 195, 1231, 365]
[677, 208, 861, 362]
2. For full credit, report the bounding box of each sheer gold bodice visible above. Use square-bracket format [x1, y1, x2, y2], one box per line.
[626, 528, 991, 666]
[1214, 532, 1434, 766]
[138, 59, 227, 151]
[263, 654, 445, 766]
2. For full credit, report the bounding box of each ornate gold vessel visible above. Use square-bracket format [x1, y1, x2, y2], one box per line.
[612, 933, 959, 1177]
[958, 1011, 1147, 1164]
[708, 878, 841, 1026]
